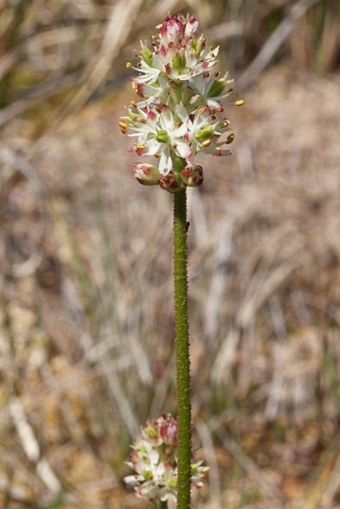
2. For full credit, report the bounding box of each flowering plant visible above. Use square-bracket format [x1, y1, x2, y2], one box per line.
[120, 13, 240, 509]
[119, 13, 237, 192]
[124, 415, 208, 503]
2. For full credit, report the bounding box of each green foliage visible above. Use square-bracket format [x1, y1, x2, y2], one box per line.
[46, 493, 65, 509]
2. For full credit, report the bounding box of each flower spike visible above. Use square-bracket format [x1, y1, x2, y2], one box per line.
[124, 415, 208, 503]
[120, 13, 237, 192]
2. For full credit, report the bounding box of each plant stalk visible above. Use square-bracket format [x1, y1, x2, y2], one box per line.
[173, 190, 191, 509]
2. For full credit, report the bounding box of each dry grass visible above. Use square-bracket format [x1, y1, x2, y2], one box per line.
[1, 1, 340, 508]
[1, 63, 340, 507]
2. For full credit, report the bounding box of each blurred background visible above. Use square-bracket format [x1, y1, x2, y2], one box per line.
[1, 0, 340, 508]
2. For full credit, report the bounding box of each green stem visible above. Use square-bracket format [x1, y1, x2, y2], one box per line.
[173, 190, 191, 509]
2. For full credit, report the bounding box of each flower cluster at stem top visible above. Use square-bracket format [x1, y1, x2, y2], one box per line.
[124, 414, 208, 503]
[119, 13, 239, 192]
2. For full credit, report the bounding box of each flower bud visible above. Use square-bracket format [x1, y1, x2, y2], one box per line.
[181, 165, 204, 187]
[159, 172, 182, 193]
[159, 415, 178, 445]
[124, 414, 208, 503]
[134, 163, 160, 185]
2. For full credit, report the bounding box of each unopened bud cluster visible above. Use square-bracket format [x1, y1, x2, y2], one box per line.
[124, 414, 208, 503]
[119, 13, 237, 192]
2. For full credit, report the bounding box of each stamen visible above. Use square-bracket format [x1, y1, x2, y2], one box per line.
[235, 99, 244, 106]
[119, 120, 128, 133]
[226, 134, 234, 144]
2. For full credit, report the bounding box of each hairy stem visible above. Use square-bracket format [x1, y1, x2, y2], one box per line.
[173, 190, 191, 509]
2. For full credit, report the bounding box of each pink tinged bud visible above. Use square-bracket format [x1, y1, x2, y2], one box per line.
[159, 417, 178, 445]
[159, 172, 182, 193]
[134, 163, 160, 185]
[159, 22, 167, 35]
[185, 17, 199, 38]
[181, 165, 204, 187]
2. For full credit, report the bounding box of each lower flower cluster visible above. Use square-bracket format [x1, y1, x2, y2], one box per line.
[124, 414, 208, 503]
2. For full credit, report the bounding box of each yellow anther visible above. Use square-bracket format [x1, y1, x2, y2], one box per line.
[136, 143, 145, 150]
[119, 119, 128, 133]
[202, 139, 212, 148]
[235, 99, 244, 106]
[198, 107, 206, 114]
[126, 61, 132, 69]
[226, 133, 235, 144]
[220, 120, 230, 129]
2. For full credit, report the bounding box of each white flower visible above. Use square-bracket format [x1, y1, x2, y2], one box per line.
[189, 71, 234, 111]
[125, 105, 191, 175]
